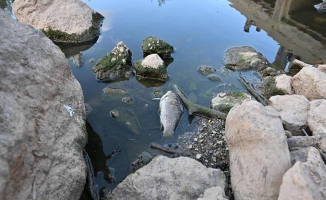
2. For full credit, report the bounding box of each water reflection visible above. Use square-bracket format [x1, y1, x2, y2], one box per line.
[85, 121, 116, 185]
[229, 0, 326, 66]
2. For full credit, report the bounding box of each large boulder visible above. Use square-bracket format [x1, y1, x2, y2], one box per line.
[224, 46, 270, 71]
[269, 95, 309, 135]
[133, 54, 168, 81]
[141, 36, 174, 58]
[292, 66, 326, 100]
[92, 41, 132, 81]
[0, 10, 87, 200]
[109, 155, 227, 200]
[13, 0, 103, 43]
[308, 99, 326, 152]
[278, 147, 326, 200]
[225, 100, 291, 199]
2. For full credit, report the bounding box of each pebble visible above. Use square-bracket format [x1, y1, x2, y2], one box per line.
[196, 154, 202, 159]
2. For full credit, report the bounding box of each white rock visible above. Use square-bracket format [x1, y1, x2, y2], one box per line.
[141, 54, 164, 69]
[292, 66, 326, 100]
[269, 95, 309, 135]
[275, 74, 294, 94]
[308, 99, 326, 152]
[196, 154, 202, 159]
[109, 156, 227, 200]
[278, 147, 326, 200]
[0, 10, 86, 199]
[226, 100, 291, 199]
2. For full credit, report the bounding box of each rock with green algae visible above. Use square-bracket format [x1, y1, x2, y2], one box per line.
[92, 41, 132, 81]
[210, 91, 253, 114]
[224, 46, 270, 71]
[133, 54, 168, 81]
[141, 36, 174, 57]
[260, 76, 286, 99]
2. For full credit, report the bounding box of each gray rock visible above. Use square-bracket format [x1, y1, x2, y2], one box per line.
[290, 147, 310, 165]
[13, 0, 103, 43]
[109, 155, 227, 200]
[225, 100, 291, 199]
[0, 10, 86, 200]
[133, 54, 168, 81]
[224, 46, 270, 71]
[308, 99, 326, 152]
[92, 41, 132, 81]
[279, 147, 326, 200]
[269, 95, 309, 135]
[292, 66, 326, 100]
[141, 36, 174, 57]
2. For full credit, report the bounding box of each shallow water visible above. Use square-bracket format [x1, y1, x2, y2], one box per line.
[1, 0, 326, 196]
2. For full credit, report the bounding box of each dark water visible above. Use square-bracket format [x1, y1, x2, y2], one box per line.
[1, 0, 326, 197]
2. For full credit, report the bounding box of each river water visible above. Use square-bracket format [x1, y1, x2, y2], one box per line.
[1, 0, 326, 197]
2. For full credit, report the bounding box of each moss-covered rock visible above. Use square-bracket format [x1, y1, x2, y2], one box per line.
[142, 36, 174, 58]
[133, 54, 168, 81]
[260, 76, 286, 98]
[210, 91, 252, 114]
[92, 41, 132, 81]
[42, 13, 103, 43]
[224, 46, 270, 71]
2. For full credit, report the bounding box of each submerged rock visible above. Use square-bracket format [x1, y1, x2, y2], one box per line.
[0, 9, 87, 199]
[141, 36, 174, 57]
[92, 41, 132, 81]
[207, 74, 222, 82]
[224, 46, 270, 71]
[109, 156, 227, 199]
[133, 53, 168, 81]
[103, 87, 129, 95]
[121, 97, 134, 104]
[198, 65, 216, 75]
[13, 0, 103, 43]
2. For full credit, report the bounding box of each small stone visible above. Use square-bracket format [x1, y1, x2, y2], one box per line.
[196, 154, 202, 159]
[89, 58, 95, 63]
[194, 138, 198, 142]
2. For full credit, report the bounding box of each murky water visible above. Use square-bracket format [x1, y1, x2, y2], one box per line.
[1, 0, 326, 197]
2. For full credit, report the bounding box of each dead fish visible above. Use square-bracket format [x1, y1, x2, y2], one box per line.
[159, 91, 184, 137]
